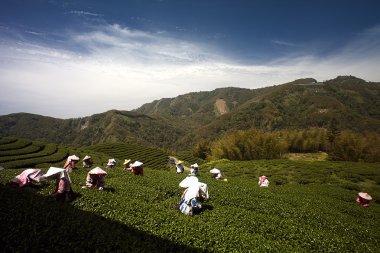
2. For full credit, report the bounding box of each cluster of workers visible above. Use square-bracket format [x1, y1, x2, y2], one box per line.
[175, 160, 224, 180]
[7, 155, 374, 213]
[8, 154, 145, 203]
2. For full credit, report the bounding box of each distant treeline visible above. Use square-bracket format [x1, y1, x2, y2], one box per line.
[193, 128, 380, 162]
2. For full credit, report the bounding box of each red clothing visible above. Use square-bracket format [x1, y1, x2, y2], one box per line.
[356, 197, 370, 207]
[131, 166, 144, 176]
[53, 177, 74, 202]
[64, 161, 77, 172]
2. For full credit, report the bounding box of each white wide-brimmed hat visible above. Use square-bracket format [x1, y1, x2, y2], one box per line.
[89, 167, 107, 175]
[44, 167, 65, 178]
[358, 192, 372, 200]
[131, 161, 143, 167]
[69, 155, 80, 161]
[123, 159, 131, 165]
[210, 168, 220, 174]
[83, 155, 91, 161]
[179, 176, 199, 188]
[190, 163, 198, 168]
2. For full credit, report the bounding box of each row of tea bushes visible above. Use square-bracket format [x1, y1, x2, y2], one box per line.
[0, 137, 68, 169]
[88, 143, 169, 169]
[0, 161, 379, 252]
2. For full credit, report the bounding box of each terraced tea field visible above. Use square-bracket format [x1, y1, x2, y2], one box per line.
[0, 137, 170, 170]
[88, 142, 169, 169]
[0, 137, 68, 169]
[0, 137, 379, 252]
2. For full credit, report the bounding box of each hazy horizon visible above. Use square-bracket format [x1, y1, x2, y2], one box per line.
[1, 0, 380, 118]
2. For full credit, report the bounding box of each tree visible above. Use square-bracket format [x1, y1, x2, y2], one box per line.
[327, 118, 340, 149]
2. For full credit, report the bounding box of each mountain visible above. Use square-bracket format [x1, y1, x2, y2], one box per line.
[175, 76, 380, 145]
[0, 110, 184, 149]
[135, 87, 262, 129]
[0, 76, 379, 150]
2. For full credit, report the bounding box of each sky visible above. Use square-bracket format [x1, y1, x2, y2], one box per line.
[1, 0, 380, 119]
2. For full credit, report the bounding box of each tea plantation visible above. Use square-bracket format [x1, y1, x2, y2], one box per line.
[87, 142, 169, 169]
[0, 137, 379, 252]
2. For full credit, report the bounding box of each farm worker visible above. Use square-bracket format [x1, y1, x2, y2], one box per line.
[190, 163, 199, 176]
[258, 175, 269, 187]
[209, 168, 222, 180]
[131, 161, 144, 175]
[175, 160, 184, 174]
[82, 155, 93, 168]
[83, 167, 107, 190]
[43, 167, 75, 202]
[64, 155, 80, 172]
[9, 169, 44, 187]
[106, 158, 117, 169]
[178, 176, 209, 215]
[356, 192, 372, 207]
[123, 159, 132, 171]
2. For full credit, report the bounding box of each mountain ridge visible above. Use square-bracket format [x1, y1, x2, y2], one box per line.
[0, 75, 379, 150]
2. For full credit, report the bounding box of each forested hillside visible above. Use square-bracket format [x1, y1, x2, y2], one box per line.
[177, 76, 380, 147]
[0, 76, 379, 152]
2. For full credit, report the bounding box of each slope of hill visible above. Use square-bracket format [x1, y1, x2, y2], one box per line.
[135, 87, 264, 128]
[0, 76, 379, 150]
[177, 76, 380, 146]
[0, 110, 184, 149]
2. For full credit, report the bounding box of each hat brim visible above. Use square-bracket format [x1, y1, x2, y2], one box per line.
[359, 192, 372, 200]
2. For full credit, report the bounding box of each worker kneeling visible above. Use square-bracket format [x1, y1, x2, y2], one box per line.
[9, 169, 45, 188]
[84, 167, 107, 190]
[178, 176, 209, 216]
[131, 161, 144, 176]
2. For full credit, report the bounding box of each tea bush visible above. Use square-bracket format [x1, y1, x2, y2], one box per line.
[0, 137, 17, 145]
[88, 143, 169, 169]
[0, 142, 44, 156]
[0, 138, 31, 151]
[0, 138, 379, 252]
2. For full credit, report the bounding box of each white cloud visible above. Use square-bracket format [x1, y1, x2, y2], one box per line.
[271, 40, 297, 47]
[0, 23, 379, 118]
[67, 10, 103, 17]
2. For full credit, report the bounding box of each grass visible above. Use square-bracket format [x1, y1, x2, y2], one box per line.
[284, 152, 329, 161]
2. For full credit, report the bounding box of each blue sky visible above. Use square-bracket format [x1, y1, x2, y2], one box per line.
[1, 0, 380, 118]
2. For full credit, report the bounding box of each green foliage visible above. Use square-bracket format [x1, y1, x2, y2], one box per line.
[87, 142, 169, 169]
[202, 128, 380, 163]
[187, 76, 380, 148]
[0, 143, 58, 163]
[0, 159, 379, 252]
[209, 129, 288, 160]
[330, 131, 380, 162]
[0, 138, 32, 151]
[192, 141, 211, 160]
[176, 150, 204, 166]
[0, 137, 170, 170]
[0, 138, 71, 169]
[0, 137, 17, 145]
[0, 142, 44, 156]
